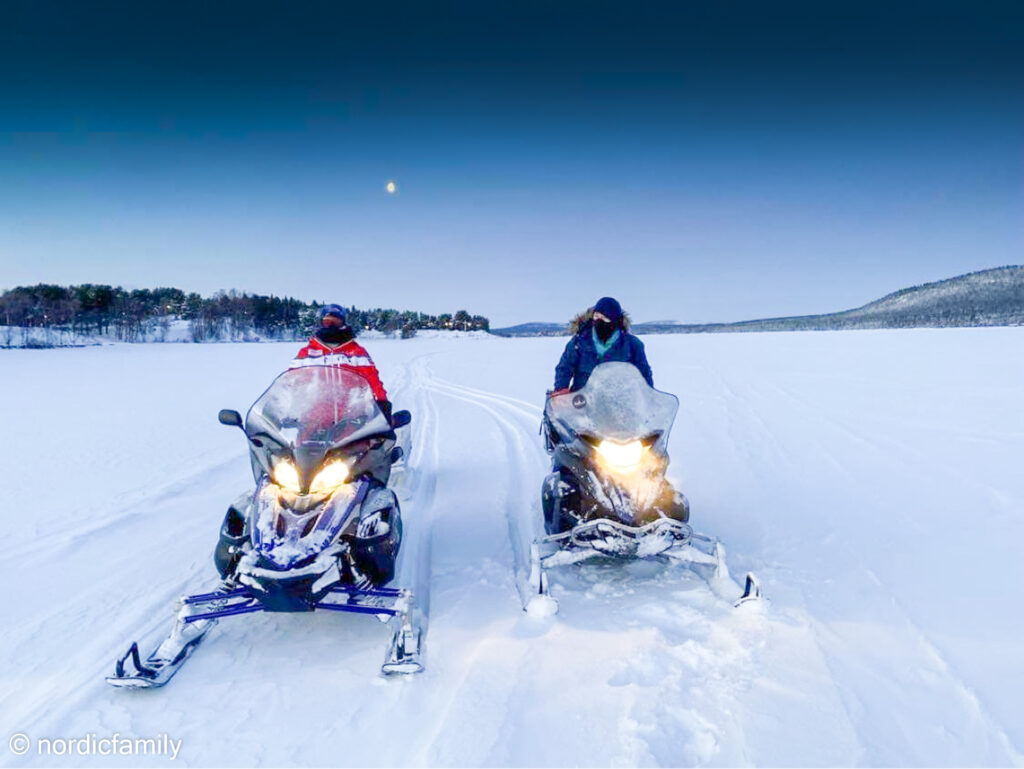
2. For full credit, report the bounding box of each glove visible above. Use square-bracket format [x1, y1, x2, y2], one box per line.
[357, 510, 391, 539]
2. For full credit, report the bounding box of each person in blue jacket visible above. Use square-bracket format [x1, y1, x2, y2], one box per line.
[552, 296, 653, 394]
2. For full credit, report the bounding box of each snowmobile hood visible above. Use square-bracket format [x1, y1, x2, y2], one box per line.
[547, 362, 678, 449]
[248, 475, 366, 571]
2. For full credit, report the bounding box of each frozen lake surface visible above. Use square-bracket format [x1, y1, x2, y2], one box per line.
[1, 328, 1022, 767]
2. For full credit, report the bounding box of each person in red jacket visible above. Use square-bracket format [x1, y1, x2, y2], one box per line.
[291, 304, 393, 421]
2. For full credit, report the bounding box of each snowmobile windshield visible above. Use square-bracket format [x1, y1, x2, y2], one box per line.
[245, 366, 389, 452]
[547, 362, 679, 447]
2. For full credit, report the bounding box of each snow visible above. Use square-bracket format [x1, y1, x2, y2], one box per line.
[2, 328, 1023, 767]
[1, 319, 197, 347]
[0, 324, 492, 348]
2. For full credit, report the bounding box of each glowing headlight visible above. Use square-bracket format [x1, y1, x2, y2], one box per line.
[272, 459, 302, 493]
[596, 439, 644, 471]
[309, 460, 350, 494]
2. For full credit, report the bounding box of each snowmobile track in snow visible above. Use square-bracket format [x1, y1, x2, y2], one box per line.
[416, 368, 549, 609]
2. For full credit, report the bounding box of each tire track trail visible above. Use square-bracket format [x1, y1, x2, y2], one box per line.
[393, 355, 541, 765]
[418, 371, 548, 608]
[394, 354, 442, 635]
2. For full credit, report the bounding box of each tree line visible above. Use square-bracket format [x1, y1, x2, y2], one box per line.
[0, 284, 489, 347]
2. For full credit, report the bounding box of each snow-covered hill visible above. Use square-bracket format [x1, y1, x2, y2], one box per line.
[494, 266, 1024, 335]
[2, 330, 1022, 767]
[850, 265, 1024, 319]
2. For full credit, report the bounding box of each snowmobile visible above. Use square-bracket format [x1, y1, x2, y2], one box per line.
[531, 362, 760, 613]
[106, 365, 423, 689]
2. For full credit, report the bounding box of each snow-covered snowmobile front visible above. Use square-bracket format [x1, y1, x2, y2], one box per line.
[106, 366, 422, 688]
[531, 362, 760, 613]
[541, 362, 688, 532]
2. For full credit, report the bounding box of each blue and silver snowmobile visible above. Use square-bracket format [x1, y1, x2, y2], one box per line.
[106, 366, 422, 688]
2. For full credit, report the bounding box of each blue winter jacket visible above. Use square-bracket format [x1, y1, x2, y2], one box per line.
[553, 323, 653, 391]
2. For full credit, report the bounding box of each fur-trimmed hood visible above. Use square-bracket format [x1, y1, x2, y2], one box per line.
[568, 307, 632, 336]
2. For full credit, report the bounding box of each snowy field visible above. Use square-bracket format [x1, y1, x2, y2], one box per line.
[1, 329, 1023, 767]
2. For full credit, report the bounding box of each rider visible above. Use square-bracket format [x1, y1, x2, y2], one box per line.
[551, 296, 653, 395]
[541, 297, 654, 533]
[544, 295, 653, 464]
[292, 304, 393, 422]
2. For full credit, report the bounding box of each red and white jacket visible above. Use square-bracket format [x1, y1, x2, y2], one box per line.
[290, 336, 389, 402]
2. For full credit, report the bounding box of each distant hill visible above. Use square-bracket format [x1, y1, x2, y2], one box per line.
[491, 322, 570, 337]
[492, 266, 1024, 337]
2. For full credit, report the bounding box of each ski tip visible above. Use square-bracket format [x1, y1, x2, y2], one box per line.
[734, 572, 763, 607]
[381, 659, 424, 676]
[525, 594, 559, 619]
[105, 675, 163, 689]
[113, 642, 141, 678]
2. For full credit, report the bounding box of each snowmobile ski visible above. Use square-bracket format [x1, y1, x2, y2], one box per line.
[106, 618, 216, 689]
[382, 616, 424, 675]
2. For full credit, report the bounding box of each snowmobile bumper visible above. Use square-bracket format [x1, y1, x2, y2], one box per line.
[105, 580, 421, 689]
[527, 518, 762, 614]
[539, 517, 695, 559]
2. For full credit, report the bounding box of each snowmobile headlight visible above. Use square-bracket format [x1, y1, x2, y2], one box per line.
[271, 459, 302, 493]
[309, 459, 350, 494]
[596, 439, 644, 471]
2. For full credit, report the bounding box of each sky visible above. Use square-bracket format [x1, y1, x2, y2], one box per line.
[0, 0, 1021, 327]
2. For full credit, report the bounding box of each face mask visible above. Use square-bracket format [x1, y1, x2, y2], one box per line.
[318, 325, 353, 345]
[595, 318, 617, 342]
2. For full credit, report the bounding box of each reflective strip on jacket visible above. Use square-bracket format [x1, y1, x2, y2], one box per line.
[291, 336, 389, 401]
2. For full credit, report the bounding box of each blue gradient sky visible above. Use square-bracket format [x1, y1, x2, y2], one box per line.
[1, 0, 1021, 326]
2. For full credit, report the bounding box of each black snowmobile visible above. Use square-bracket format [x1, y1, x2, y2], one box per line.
[532, 362, 760, 612]
[106, 365, 422, 688]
